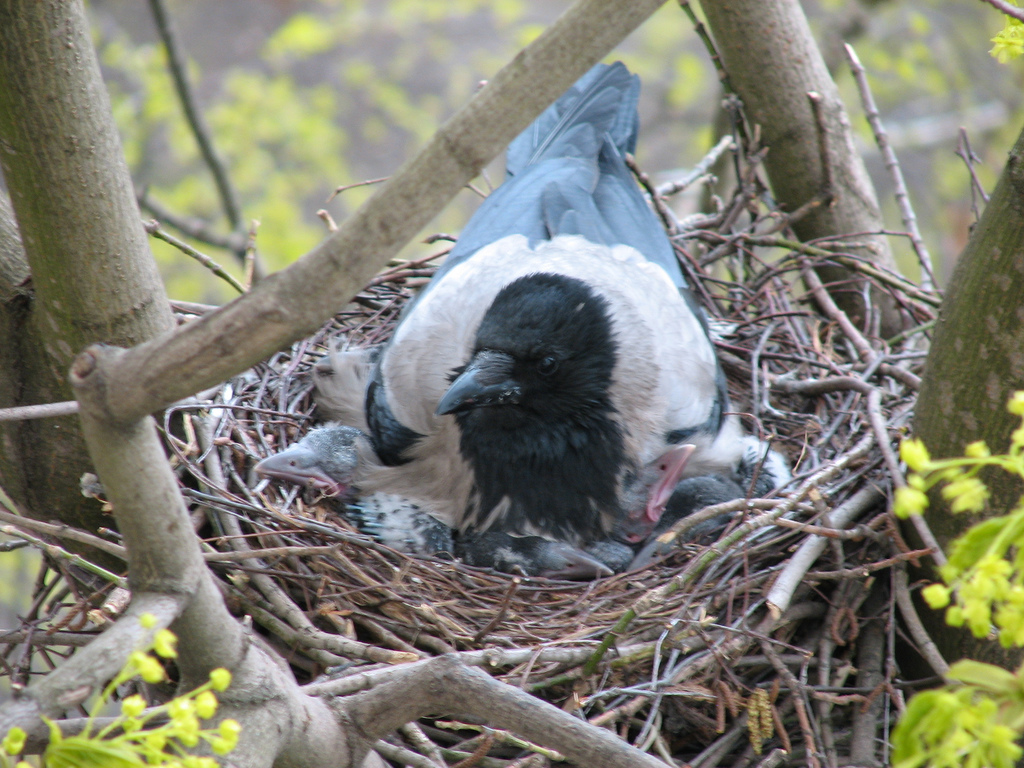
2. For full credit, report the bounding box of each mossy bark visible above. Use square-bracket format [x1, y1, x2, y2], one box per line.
[0, 0, 174, 541]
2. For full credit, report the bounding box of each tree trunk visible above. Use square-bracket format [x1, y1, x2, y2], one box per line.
[699, 0, 904, 336]
[915, 123, 1024, 520]
[0, 0, 175, 539]
[911, 123, 1024, 671]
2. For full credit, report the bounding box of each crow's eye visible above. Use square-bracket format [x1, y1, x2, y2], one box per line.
[536, 356, 559, 376]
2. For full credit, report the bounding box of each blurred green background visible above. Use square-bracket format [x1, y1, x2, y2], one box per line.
[86, 0, 1024, 304]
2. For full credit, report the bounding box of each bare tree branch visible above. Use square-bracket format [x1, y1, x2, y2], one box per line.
[146, 0, 243, 234]
[845, 43, 935, 291]
[342, 656, 667, 768]
[0, 401, 79, 421]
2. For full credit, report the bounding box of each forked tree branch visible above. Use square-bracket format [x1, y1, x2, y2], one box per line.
[342, 655, 666, 768]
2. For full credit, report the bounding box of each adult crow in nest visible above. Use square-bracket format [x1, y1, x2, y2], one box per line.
[307, 62, 788, 577]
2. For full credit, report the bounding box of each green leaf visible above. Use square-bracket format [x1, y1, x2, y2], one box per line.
[946, 518, 1007, 574]
[46, 735, 148, 768]
[946, 660, 1020, 695]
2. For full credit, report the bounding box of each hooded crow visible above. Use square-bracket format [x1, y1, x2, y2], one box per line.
[313, 62, 783, 574]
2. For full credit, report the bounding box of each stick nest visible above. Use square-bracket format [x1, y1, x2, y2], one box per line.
[160, 136, 937, 766]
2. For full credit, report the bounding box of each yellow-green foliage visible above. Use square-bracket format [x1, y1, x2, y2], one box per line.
[892, 393, 1024, 768]
[1, 615, 239, 768]
[896, 392, 1024, 646]
[991, 2, 1024, 62]
[893, 664, 1024, 768]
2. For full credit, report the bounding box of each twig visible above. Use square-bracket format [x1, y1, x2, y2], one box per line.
[306, 645, 647, 698]
[759, 639, 820, 768]
[328, 176, 390, 202]
[675, 0, 750, 146]
[844, 44, 935, 291]
[955, 128, 990, 221]
[656, 135, 735, 197]
[436, 721, 564, 762]
[170, 299, 219, 315]
[800, 265, 875, 361]
[743, 235, 941, 307]
[807, 549, 933, 580]
[138, 190, 246, 253]
[755, 748, 789, 768]
[772, 374, 873, 396]
[766, 486, 884, 617]
[807, 92, 835, 208]
[0, 507, 127, 561]
[867, 389, 902, 490]
[202, 544, 340, 562]
[639, 497, 817, 551]
[892, 566, 949, 676]
[0, 630, 99, 648]
[147, 0, 243, 233]
[0, 525, 125, 586]
[626, 154, 677, 234]
[400, 723, 448, 768]
[373, 740, 443, 768]
[850, 589, 886, 767]
[239, 591, 412, 665]
[980, 0, 1024, 22]
[317, 209, 338, 232]
[143, 220, 246, 294]
[875, 410, 947, 569]
[0, 401, 79, 421]
[473, 577, 521, 644]
[243, 220, 259, 290]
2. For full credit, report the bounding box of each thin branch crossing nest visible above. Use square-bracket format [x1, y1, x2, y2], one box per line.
[156, 136, 935, 765]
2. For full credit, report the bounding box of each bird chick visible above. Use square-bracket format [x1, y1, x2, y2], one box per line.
[255, 425, 453, 557]
[254, 424, 704, 578]
[254, 425, 366, 499]
[627, 436, 793, 569]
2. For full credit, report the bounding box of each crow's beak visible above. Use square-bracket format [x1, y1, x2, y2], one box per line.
[436, 350, 521, 416]
[255, 448, 350, 497]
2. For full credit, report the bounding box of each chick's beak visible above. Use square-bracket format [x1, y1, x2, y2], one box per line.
[644, 443, 696, 523]
[254, 447, 350, 497]
[436, 349, 521, 416]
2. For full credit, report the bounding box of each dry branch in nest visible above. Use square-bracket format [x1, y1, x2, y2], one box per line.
[6, 132, 940, 767]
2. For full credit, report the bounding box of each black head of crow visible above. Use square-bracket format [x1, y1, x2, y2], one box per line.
[437, 273, 617, 423]
[435, 273, 624, 544]
[312, 62, 783, 569]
